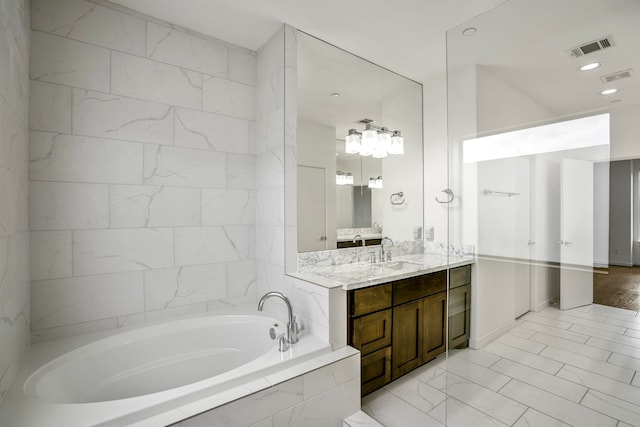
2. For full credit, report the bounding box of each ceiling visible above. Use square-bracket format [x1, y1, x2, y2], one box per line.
[107, 0, 506, 83]
[108, 0, 640, 121]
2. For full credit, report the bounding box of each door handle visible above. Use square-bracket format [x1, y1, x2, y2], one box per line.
[319, 236, 327, 241]
[564, 241, 573, 246]
[557, 240, 564, 245]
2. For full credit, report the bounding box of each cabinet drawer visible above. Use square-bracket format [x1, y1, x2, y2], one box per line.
[351, 309, 392, 355]
[450, 265, 471, 289]
[393, 270, 446, 305]
[351, 284, 392, 316]
[361, 346, 392, 396]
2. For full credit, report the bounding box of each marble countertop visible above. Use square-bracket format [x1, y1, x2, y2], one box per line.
[293, 253, 474, 290]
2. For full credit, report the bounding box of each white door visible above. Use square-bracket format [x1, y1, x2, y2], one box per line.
[560, 159, 594, 310]
[297, 165, 327, 252]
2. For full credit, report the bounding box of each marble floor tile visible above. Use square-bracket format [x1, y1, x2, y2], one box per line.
[361, 389, 443, 427]
[541, 346, 635, 383]
[361, 304, 639, 427]
[512, 408, 571, 427]
[530, 332, 612, 361]
[431, 398, 509, 427]
[441, 356, 511, 392]
[438, 375, 527, 425]
[384, 374, 446, 413]
[483, 341, 563, 375]
[494, 333, 546, 354]
[581, 389, 640, 426]
[515, 320, 590, 343]
[490, 358, 587, 402]
[499, 379, 617, 427]
[556, 365, 640, 405]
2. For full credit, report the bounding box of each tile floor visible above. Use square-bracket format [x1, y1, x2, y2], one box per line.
[362, 304, 640, 427]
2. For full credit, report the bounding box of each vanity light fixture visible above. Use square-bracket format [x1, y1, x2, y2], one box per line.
[368, 176, 383, 189]
[336, 171, 353, 185]
[345, 123, 404, 157]
[600, 88, 618, 95]
[578, 62, 601, 71]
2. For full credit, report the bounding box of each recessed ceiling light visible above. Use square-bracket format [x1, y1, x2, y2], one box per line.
[330, 92, 340, 97]
[578, 62, 601, 71]
[462, 27, 477, 37]
[600, 88, 618, 95]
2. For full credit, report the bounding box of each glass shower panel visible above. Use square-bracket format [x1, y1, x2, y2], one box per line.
[445, 0, 619, 424]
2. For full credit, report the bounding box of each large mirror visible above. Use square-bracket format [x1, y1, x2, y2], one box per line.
[296, 32, 423, 252]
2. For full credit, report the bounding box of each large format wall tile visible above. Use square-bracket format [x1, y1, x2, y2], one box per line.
[202, 75, 255, 120]
[111, 52, 202, 109]
[30, 231, 72, 281]
[30, 131, 144, 184]
[175, 107, 249, 153]
[202, 189, 255, 225]
[144, 263, 226, 310]
[229, 49, 257, 86]
[31, 272, 144, 330]
[27, 0, 260, 343]
[29, 181, 109, 230]
[110, 185, 200, 228]
[73, 89, 174, 145]
[29, 81, 71, 133]
[30, 31, 110, 92]
[31, 0, 146, 56]
[72, 228, 174, 276]
[146, 22, 227, 77]
[175, 226, 250, 266]
[143, 144, 225, 187]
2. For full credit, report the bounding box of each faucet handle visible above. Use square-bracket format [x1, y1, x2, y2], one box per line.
[288, 316, 299, 344]
[277, 333, 290, 351]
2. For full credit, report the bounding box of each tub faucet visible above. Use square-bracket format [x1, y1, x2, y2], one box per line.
[380, 237, 394, 262]
[258, 292, 299, 345]
[353, 234, 365, 247]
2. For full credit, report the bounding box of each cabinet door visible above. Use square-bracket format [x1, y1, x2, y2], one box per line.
[449, 284, 471, 349]
[392, 300, 422, 379]
[352, 309, 392, 355]
[361, 346, 392, 396]
[423, 291, 447, 362]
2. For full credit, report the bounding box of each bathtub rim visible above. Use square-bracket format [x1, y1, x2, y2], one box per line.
[0, 310, 335, 427]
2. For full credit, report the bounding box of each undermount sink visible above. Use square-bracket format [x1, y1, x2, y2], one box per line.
[378, 261, 421, 270]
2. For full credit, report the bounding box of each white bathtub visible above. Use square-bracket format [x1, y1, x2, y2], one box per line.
[0, 314, 331, 426]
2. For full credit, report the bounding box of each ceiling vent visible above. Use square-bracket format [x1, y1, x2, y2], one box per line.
[601, 68, 633, 83]
[565, 35, 615, 58]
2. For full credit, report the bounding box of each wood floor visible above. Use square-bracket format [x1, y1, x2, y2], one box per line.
[593, 265, 640, 311]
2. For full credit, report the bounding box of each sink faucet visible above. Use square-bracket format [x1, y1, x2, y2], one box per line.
[353, 234, 365, 247]
[380, 237, 394, 262]
[257, 292, 299, 345]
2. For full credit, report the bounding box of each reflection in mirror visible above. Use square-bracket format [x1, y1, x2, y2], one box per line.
[296, 31, 423, 252]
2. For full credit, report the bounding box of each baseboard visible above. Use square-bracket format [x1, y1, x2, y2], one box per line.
[469, 319, 517, 349]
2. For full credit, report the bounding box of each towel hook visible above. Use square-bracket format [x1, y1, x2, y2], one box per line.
[435, 188, 454, 204]
[390, 191, 405, 205]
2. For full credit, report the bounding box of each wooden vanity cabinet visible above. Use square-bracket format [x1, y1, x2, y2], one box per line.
[348, 284, 393, 395]
[391, 271, 447, 379]
[348, 265, 471, 395]
[448, 265, 472, 349]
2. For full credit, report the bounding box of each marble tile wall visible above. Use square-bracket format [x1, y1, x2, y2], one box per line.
[0, 0, 30, 403]
[29, 0, 259, 341]
[169, 349, 360, 427]
[254, 26, 335, 346]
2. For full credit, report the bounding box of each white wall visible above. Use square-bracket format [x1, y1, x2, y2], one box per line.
[594, 161, 610, 267]
[0, 0, 30, 403]
[28, 0, 259, 341]
[611, 104, 640, 161]
[297, 121, 336, 247]
[381, 86, 423, 242]
[609, 160, 634, 266]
